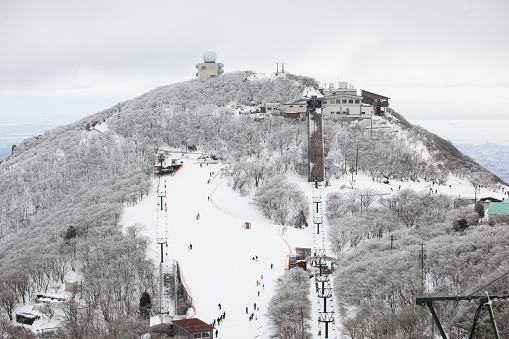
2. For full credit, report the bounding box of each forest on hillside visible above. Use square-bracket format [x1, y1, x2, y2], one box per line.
[326, 187, 509, 338]
[0, 72, 507, 338]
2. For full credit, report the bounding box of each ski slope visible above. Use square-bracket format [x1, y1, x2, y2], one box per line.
[122, 154, 314, 338]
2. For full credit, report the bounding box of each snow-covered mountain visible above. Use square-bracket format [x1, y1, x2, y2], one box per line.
[458, 143, 509, 183]
[1, 72, 508, 338]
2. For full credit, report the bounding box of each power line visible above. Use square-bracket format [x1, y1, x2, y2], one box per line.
[467, 269, 509, 297]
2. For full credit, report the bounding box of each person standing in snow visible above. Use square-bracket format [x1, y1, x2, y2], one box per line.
[218, 303, 221, 310]
[215, 329, 218, 337]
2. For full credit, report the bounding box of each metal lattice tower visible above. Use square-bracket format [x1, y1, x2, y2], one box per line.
[311, 182, 337, 338]
[307, 98, 337, 338]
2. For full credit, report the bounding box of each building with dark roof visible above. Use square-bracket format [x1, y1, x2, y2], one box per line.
[170, 318, 214, 338]
[360, 90, 390, 116]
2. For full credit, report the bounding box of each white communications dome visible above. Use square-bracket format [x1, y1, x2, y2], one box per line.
[203, 51, 217, 63]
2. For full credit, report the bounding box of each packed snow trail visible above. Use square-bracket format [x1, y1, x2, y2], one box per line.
[123, 154, 293, 338]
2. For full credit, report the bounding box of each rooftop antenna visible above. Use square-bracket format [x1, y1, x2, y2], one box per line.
[276, 62, 279, 75]
[281, 60, 285, 73]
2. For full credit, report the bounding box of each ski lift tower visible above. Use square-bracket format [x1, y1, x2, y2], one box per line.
[156, 237, 169, 315]
[157, 191, 165, 211]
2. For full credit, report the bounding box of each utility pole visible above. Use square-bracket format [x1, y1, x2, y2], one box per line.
[419, 243, 427, 271]
[355, 145, 359, 175]
[370, 117, 373, 139]
[418, 243, 427, 294]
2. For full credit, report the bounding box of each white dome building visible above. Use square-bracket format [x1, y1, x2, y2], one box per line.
[196, 51, 223, 82]
[202, 51, 217, 63]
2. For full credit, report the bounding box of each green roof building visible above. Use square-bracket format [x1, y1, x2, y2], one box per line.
[486, 200, 509, 215]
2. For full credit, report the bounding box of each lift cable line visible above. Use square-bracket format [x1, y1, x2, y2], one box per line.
[441, 270, 509, 335]
[466, 269, 509, 297]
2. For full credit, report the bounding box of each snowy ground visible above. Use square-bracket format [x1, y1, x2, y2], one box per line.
[121, 152, 508, 339]
[122, 154, 315, 338]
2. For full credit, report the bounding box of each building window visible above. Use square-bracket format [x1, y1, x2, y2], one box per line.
[289, 105, 294, 108]
[349, 99, 353, 104]
[267, 107, 272, 110]
[342, 99, 347, 104]
[210, 75, 215, 78]
[331, 111, 335, 114]
[299, 105, 304, 108]
[355, 99, 360, 104]
[201, 66, 206, 71]
[330, 100, 334, 104]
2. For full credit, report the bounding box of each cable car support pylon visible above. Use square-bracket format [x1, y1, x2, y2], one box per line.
[307, 96, 337, 338]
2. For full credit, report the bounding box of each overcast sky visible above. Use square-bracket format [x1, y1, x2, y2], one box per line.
[1, 0, 508, 123]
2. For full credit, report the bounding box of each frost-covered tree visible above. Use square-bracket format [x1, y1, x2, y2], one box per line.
[380, 188, 425, 228]
[267, 268, 312, 339]
[252, 175, 309, 227]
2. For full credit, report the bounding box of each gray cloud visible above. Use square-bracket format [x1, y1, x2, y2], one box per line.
[1, 0, 508, 117]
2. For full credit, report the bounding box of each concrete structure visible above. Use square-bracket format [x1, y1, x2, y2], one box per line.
[281, 99, 307, 119]
[322, 82, 357, 96]
[259, 102, 281, 115]
[321, 82, 390, 117]
[196, 51, 224, 82]
[271, 62, 287, 79]
[319, 93, 370, 119]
